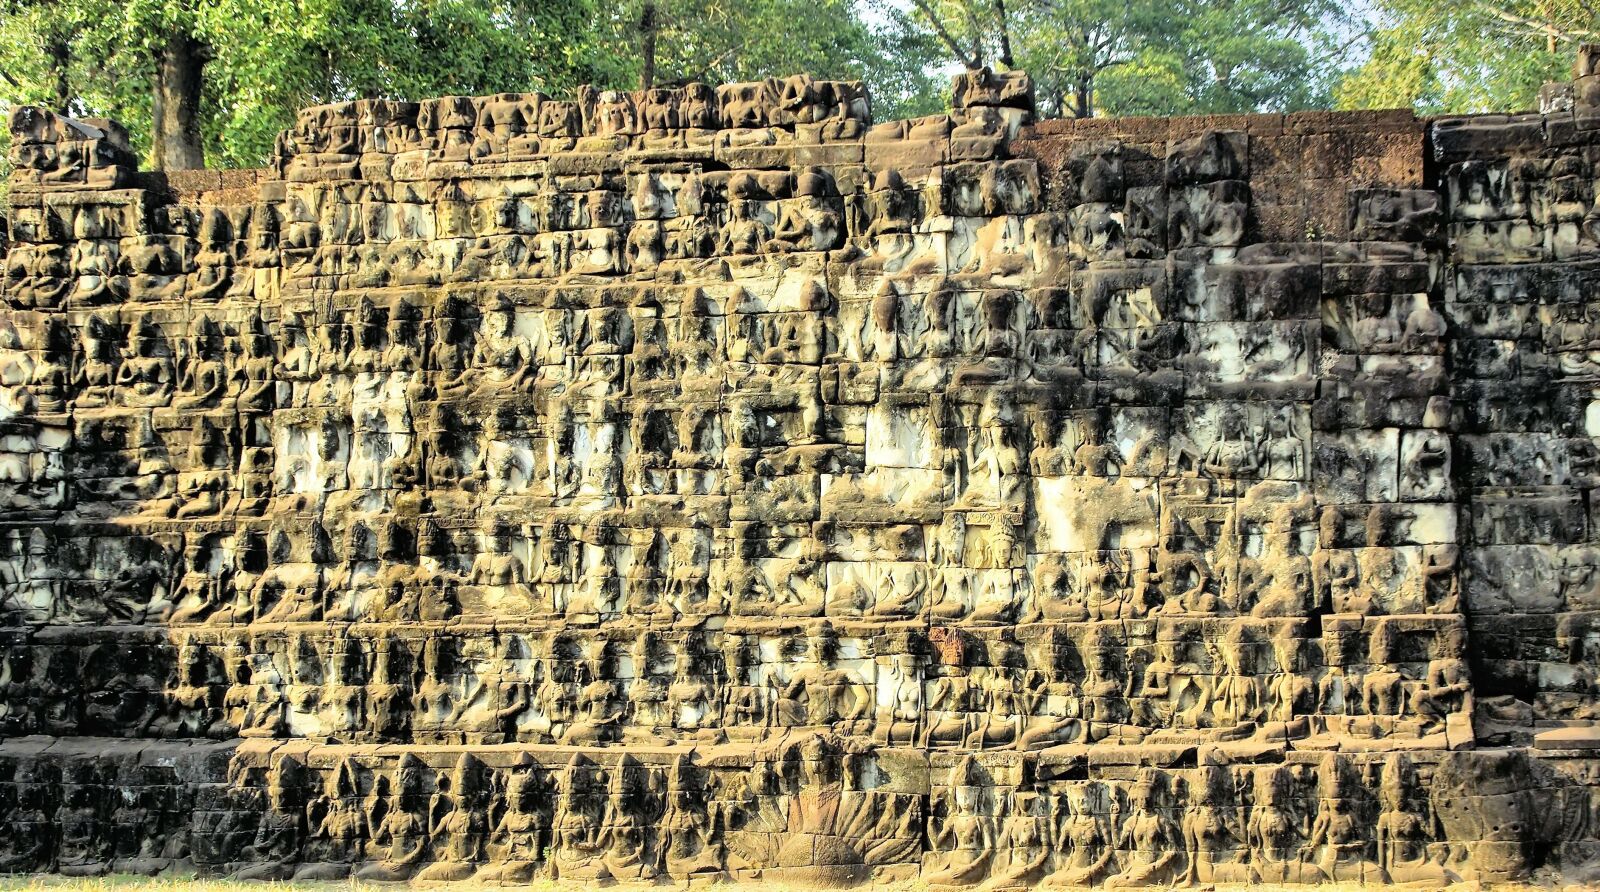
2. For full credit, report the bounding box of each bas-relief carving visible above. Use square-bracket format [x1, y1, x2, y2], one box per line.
[2, 56, 1600, 885]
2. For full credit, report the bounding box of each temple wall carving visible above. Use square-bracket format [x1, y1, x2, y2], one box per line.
[2, 56, 1600, 884]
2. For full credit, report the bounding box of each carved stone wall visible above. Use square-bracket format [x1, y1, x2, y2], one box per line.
[2, 57, 1600, 885]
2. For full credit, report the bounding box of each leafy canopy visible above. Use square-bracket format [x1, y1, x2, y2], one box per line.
[1338, 0, 1592, 114]
[0, 0, 943, 171]
[1, 0, 605, 168]
[882, 0, 1350, 118]
[1, 0, 1592, 181]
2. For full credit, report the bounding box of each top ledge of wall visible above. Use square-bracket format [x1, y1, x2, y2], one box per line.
[9, 61, 1593, 210]
[1027, 107, 1422, 141]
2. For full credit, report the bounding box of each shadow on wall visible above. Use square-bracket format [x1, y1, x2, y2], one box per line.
[0, 109, 239, 875]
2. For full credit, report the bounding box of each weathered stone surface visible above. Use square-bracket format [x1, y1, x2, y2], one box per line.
[2, 57, 1600, 885]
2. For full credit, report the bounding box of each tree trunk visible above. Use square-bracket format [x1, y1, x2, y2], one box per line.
[1074, 75, 1093, 118]
[47, 38, 70, 115]
[639, 2, 658, 90]
[151, 32, 208, 171]
[993, 0, 1014, 69]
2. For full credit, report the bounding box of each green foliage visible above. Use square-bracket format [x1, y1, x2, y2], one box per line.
[588, 0, 947, 119]
[0, 0, 947, 172]
[887, 0, 1349, 118]
[190, 0, 608, 167]
[1338, 0, 1585, 114]
[1, 0, 1584, 183]
[1, 0, 612, 168]
[841, 8, 950, 120]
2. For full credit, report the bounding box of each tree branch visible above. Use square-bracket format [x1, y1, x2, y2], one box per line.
[910, 0, 980, 69]
[964, 0, 986, 68]
[1476, 1, 1600, 43]
[688, 46, 741, 85]
[993, 0, 1014, 69]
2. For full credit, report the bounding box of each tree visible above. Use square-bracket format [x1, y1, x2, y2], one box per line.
[886, 0, 1350, 118]
[1337, 0, 1591, 114]
[1, 0, 610, 170]
[150, 12, 210, 170]
[0, 0, 88, 115]
[0, 0, 946, 173]
[593, 0, 946, 119]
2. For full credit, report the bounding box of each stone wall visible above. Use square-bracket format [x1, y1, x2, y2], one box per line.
[1, 58, 1599, 885]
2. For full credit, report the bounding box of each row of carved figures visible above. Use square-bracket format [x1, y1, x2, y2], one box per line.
[0, 622, 1474, 744]
[0, 404, 1336, 512]
[0, 289, 1350, 415]
[0, 745, 1531, 886]
[0, 529, 1454, 629]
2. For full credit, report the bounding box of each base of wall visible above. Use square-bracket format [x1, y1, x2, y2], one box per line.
[3, 735, 1598, 886]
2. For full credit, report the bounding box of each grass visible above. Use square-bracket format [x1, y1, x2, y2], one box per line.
[0, 881, 784, 892]
[0, 876, 1585, 892]
[0, 880, 371, 892]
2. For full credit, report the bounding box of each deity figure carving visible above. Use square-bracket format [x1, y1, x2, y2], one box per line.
[1377, 754, 1451, 884]
[414, 756, 488, 881]
[549, 754, 606, 879]
[235, 758, 306, 881]
[925, 756, 996, 886]
[356, 756, 431, 881]
[1305, 754, 1376, 882]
